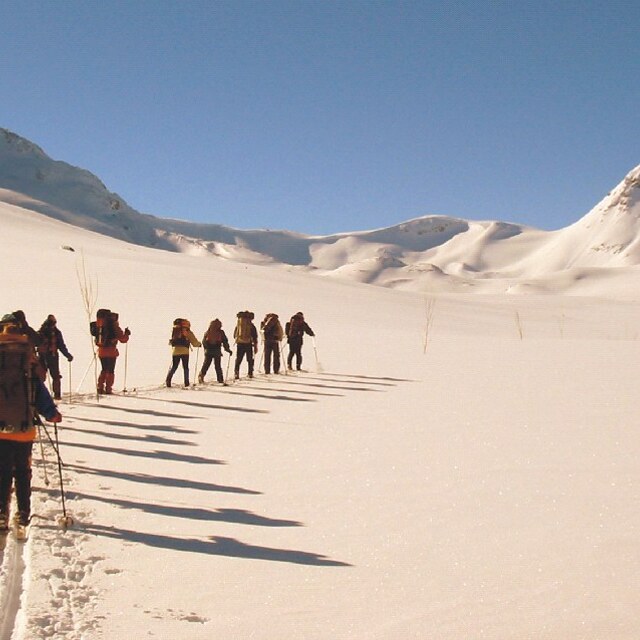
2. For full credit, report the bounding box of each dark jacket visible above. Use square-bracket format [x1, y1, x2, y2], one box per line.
[285, 315, 314, 344]
[203, 328, 231, 356]
[38, 324, 72, 359]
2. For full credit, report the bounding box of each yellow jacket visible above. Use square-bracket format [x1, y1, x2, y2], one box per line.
[171, 329, 201, 356]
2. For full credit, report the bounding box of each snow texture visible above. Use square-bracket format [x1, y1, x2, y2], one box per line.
[0, 128, 639, 638]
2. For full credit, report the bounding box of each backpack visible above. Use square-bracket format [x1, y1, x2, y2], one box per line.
[38, 317, 59, 354]
[205, 320, 223, 345]
[262, 314, 281, 341]
[235, 311, 254, 344]
[170, 319, 190, 347]
[288, 314, 305, 338]
[90, 308, 116, 347]
[0, 317, 36, 433]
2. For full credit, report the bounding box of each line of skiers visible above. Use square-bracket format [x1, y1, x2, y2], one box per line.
[166, 311, 315, 387]
[0, 307, 315, 533]
[0, 306, 315, 530]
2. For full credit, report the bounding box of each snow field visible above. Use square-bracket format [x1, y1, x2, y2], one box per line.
[1, 207, 639, 638]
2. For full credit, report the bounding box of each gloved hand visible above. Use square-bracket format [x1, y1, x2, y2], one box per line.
[49, 411, 63, 423]
[67, 354, 74, 362]
[226, 349, 233, 355]
[124, 327, 131, 336]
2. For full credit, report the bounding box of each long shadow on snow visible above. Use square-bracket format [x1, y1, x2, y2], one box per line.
[313, 372, 416, 383]
[68, 491, 301, 526]
[84, 524, 351, 567]
[264, 378, 383, 393]
[223, 384, 342, 398]
[299, 375, 398, 387]
[62, 424, 196, 447]
[65, 441, 225, 465]
[66, 463, 262, 495]
[135, 395, 272, 412]
[81, 402, 198, 420]
[213, 390, 315, 402]
[65, 416, 199, 435]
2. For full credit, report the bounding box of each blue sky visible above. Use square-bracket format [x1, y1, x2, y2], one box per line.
[1, 1, 638, 235]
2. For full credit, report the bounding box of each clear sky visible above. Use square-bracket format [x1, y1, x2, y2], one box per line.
[1, 1, 638, 235]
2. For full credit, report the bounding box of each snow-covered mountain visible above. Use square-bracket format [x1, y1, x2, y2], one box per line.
[3, 167, 640, 639]
[2, 127, 639, 294]
[1, 131, 640, 638]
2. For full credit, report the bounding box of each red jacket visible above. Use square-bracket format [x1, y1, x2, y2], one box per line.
[97, 323, 129, 358]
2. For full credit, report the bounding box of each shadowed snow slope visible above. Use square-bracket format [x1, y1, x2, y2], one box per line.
[1, 127, 640, 295]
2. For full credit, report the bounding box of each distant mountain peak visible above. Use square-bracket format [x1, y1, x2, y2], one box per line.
[597, 164, 640, 213]
[0, 127, 47, 158]
[1, 126, 639, 294]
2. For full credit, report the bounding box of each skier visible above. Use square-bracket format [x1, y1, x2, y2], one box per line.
[233, 311, 258, 380]
[285, 312, 315, 371]
[90, 309, 131, 395]
[11, 310, 40, 351]
[260, 313, 284, 374]
[0, 313, 62, 531]
[37, 314, 74, 399]
[166, 318, 201, 388]
[198, 319, 232, 384]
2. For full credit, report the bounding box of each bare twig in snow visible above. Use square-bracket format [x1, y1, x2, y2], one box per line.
[423, 297, 437, 353]
[514, 310, 524, 340]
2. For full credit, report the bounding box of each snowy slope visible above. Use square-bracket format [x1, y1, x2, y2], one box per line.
[0, 129, 167, 249]
[2, 127, 640, 295]
[1, 204, 640, 639]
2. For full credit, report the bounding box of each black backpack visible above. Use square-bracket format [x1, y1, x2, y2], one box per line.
[288, 315, 304, 338]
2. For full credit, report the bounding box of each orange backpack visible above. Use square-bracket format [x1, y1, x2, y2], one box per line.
[0, 317, 36, 433]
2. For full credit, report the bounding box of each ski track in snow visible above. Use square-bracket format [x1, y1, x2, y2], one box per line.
[0, 534, 26, 640]
[0, 370, 367, 638]
[0, 448, 103, 639]
[23, 517, 103, 640]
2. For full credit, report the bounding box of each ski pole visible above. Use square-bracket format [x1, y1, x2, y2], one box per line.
[224, 352, 232, 384]
[123, 341, 129, 392]
[36, 423, 50, 487]
[193, 346, 200, 384]
[68, 359, 73, 403]
[76, 352, 97, 394]
[279, 342, 288, 375]
[35, 415, 62, 463]
[312, 336, 323, 373]
[52, 419, 73, 528]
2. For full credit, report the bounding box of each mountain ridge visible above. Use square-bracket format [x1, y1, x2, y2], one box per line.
[2, 126, 639, 294]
